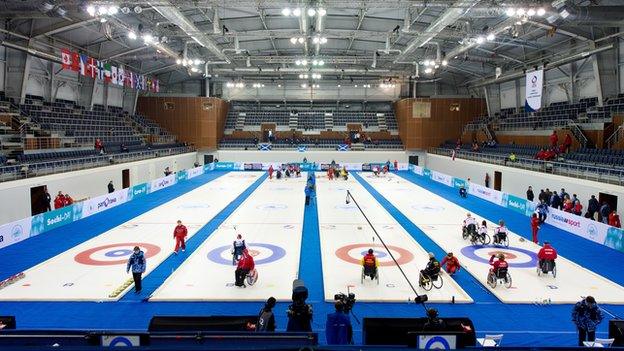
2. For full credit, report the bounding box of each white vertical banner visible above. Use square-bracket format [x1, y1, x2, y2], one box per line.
[525, 69, 543, 112]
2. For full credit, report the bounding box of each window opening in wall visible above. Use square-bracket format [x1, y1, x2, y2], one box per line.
[164, 102, 175, 110]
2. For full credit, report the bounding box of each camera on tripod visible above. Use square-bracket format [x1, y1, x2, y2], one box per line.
[334, 292, 356, 313]
[286, 279, 313, 332]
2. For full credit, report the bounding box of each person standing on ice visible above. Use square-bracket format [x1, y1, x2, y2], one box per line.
[126, 246, 146, 294]
[530, 213, 540, 244]
[572, 296, 603, 346]
[268, 165, 274, 179]
[232, 234, 246, 261]
[305, 174, 316, 206]
[173, 220, 188, 254]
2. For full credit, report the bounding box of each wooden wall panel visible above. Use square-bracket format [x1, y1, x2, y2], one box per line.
[394, 98, 487, 149]
[136, 97, 228, 149]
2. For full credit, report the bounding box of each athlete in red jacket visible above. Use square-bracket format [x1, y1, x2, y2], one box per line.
[268, 165, 274, 179]
[530, 213, 540, 244]
[235, 249, 255, 287]
[173, 220, 188, 254]
[489, 253, 508, 275]
[537, 242, 557, 272]
[54, 192, 65, 209]
[361, 249, 379, 279]
[549, 130, 558, 147]
[441, 252, 460, 275]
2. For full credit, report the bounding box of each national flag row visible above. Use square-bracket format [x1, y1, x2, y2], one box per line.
[61, 48, 159, 92]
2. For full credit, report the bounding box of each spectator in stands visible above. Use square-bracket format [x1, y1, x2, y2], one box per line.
[64, 193, 74, 206]
[471, 142, 480, 152]
[94, 138, 103, 153]
[164, 167, 172, 176]
[108, 181, 115, 193]
[563, 133, 572, 153]
[326, 301, 352, 345]
[54, 191, 65, 209]
[484, 173, 490, 188]
[609, 211, 621, 228]
[194, 162, 200, 167]
[600, 202, 611, 224]
[526, 186, 534, 202]
[43, 186, 52, 212]
[544, 148, 557, 161]
[535, 148, 547, 160]
[549, 130, 558, 147]
[455, 138, 462, 150]
[505, 152, 517, 165]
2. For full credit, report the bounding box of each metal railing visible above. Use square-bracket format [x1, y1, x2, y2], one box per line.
[605, 125, 623, 149]
[565, 121, 589, 148]
[429, 147, 624, 186]
[494, 118, 573, 131]
[0, 147, 193, 182]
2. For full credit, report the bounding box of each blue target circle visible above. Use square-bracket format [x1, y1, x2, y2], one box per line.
[207, 243, 286, 266]
[105, 249, 132, 257]
[360, 250, 387, 258]
[424, 336, 451, 349]
[461, 245, 538, 268]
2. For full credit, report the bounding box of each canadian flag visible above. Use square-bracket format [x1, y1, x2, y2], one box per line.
[61, 49, 72, 70]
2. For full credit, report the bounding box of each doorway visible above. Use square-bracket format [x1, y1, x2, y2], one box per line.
[122, 169, 130, 189]
[408, 155, 419, 165]
[494, 171, 502, 191]
[30, 185, 48, 215]
[204, 154, 214, 164]
[599, 193, 618, 212]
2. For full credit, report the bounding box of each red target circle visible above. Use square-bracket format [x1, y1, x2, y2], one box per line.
[335, 244, 414, 266]
[75, 243, 161, 266]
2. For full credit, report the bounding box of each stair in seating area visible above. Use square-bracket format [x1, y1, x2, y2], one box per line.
[324, 113, 334, 130]
[235, 113, 246, 130]
[377, 113, 388, 131]
[289, 113, 298, 130]
[350, 142, 365, 151]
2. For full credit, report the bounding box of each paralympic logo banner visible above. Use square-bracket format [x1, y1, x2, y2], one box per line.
[81, 189, 129, 218]
[150, 174, 177, 192]
[469, 183, 504, 206]
[452, 177, 467, 189]
[128, 183, 149, 201]
[176, 170, 188, 182]
[410, 165, 424, 176]
[214, 162, 236, 171]
[204, 163, 215, 172]
[186, 166, 204, 179]
[431, 171, 453, 187]
[525, 68, 543, 112]
[505, 193, 529, 216]
[0, 217, 33, 250]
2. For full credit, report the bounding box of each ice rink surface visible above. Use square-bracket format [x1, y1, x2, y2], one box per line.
[0, 172, 261, 301]
[362, 173, 624, 304]
[150, 174, 307, 301]
[316, 175, 473, 303]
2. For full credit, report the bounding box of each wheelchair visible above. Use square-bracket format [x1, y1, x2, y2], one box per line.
[419, 271, 443, 291]
[470, 231, 491, 246]
[492, 233, 509, 247]
[462, 224, 476, 240]
[537, 260, 557, 278]
[361, 266, 380, 285]
[487, 267, 512, 289]
[245, 268, 258, 286]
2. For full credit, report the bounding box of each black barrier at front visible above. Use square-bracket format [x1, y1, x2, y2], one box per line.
[148, 315, 257, 332]
[362, 317, 476, 347]
[0, 330, 317, 349]
[610, 320, 624, 346]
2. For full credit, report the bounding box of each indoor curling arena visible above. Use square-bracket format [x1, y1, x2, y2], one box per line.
[1, 1, 624, 350]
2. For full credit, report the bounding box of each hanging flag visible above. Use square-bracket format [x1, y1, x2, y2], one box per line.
[111, 66, 118, 85]
[141, 75, 147, 91]
[525, 69, 543, 112]
[153, 79, 159, 93]
[117, 67, 125, 86]
[87, 57, 98, 79]
[337, 144, 349, 151]
[79, 54, 88, 76]
[146, 77, 152, 91]
[103, 63, 112, 83]
[96, 60, 105, 80]
[128, 72, 135, 88]
[70, 52, 80, 71]
[61, 49, 72, 70]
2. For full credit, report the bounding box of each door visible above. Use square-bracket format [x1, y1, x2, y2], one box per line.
[204, 155, 214, 164]
[30, 185, 48, 215]
[494, 171, 502, 191]
[599, 193, 618, 212]
[122, 169, 130, 189]
[408, 155, 419, 165]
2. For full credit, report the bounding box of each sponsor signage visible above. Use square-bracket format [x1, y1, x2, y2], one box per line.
[505, 194, 528, 215]
[0, 217, 33, 250]
[43, 207, 74, 231]
[150, 174, 176, 192]
[431, 171, 453, 186]
[176, 170, 188, 182]
[186, 166, 204, 179]
[244, 163, 263, 171]
[82, 190, 129, 218]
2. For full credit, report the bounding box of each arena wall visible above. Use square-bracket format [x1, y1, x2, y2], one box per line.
[0, 152, 197, 225]
[425, 153, 624, 210]
[207, 150, 412, 164]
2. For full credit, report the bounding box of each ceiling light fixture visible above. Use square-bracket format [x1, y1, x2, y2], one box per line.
[537, 8, 546, 16]
[281, 8, 291, 16]
[292, 8, 301, 17]
[487, 33, 495, 41]
[318, 8, 326, 16]
[307, 8, 316, 16]
[128, 31, 137, 40]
